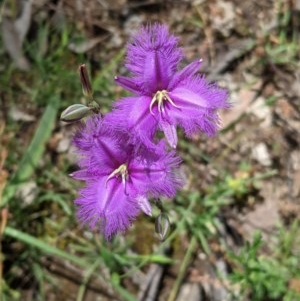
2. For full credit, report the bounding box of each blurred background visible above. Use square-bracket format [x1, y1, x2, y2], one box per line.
[1, 0, 300, 300]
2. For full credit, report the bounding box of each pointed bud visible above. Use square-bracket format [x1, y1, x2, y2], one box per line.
[60, 104, 90, 122]
[79, 64, 93, 97]
[155, 212, 170, 241]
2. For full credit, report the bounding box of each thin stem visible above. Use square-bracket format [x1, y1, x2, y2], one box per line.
[76, 258, 102, 301]
[167, 236, 197, 301]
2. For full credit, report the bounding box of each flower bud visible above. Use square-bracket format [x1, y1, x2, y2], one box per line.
[79, 64, 93, 97]
[60, 104, 90, 122]
[155, 212, 170, 241]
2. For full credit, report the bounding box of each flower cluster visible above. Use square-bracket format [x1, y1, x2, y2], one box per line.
[64, 24, 230, 239]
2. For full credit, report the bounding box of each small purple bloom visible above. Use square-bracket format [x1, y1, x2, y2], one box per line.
[72, 115, 182, 239]
[105, 24, 230, 148]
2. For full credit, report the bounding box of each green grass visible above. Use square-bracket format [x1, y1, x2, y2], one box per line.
[228, 227, 300, 301]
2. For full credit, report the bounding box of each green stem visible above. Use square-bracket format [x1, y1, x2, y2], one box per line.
[76, 258, 102, 301]
[167, 236, 197, 301]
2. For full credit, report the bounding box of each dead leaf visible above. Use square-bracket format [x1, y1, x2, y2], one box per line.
[176, 283, 202, 301]
[220, 80, 262, 128]
[289, 278, 300, 293]
[292, 169, 300, 197]
[210, 0, 235, 37]
[16, 181, 37, 206]
[247, 96, 272, 128]
[241, 183, 281, 240]
[9, 106, 35, 122]
[14, 0, 33, 44]
[68, 37, 107, 53]
[251, 142, 272, 166]
[1, 0, 33, 70]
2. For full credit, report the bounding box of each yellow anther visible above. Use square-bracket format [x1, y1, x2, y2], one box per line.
[105, 164, 128, 188]
[149, 90, 179, 115]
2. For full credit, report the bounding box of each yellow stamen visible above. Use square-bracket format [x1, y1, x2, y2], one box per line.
[149, 90, 179, 115]
[105, 164, 128, 188]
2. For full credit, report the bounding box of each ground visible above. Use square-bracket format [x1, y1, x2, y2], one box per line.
[1, 0, 300, 300]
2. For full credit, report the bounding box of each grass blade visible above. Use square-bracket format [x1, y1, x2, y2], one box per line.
[4, 226, 87, 267]
[1, 98, 59, 206]
[13, 98, 59, 182]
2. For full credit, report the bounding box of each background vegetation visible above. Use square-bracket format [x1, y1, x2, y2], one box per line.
[1, 0, 300, 300]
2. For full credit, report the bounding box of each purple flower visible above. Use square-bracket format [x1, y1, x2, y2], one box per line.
[105, 24, 230, 149]
[72, 115, 182, 239]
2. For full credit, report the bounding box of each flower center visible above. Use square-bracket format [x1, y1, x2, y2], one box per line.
[105, 164, 128, 188]
[149, 90, 179, 115]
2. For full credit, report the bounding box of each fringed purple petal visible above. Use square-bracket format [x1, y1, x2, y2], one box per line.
[168, 59, 202, 90]
[73, 117, 129, 171]
[73, 115, 103, 151]
[160, 120, 178, 149]
[125, 24, 183, 80]
[129, 146, 183, 198]
[115, 76, 143, 94]
[75, 178, 140, 240]
[104, 96, 159, 150]
[137, 196, 152, 216]
[178, 111, 221, 137]
[170, 75, 230, 110]
[145, 149, 183, 198]
[142, 50, 172, 92]
[165, 75, 230, 137]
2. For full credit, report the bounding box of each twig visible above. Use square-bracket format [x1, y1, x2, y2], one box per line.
[207, 18, 279, 81]
[40, 257, 115, 299]
[138, 244, 171, 301]
[144, 265, 165, 301]
[208, 39, 256, 81]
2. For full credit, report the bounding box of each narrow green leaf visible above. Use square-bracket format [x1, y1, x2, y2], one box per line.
[111, 273, 138, 301]
[167, 236, 197, 301]
[1, 98, 59, 206]
[4, 226, 87, 267]
[13, 98, 59, 182]
[124, 254, 173, 264]
[38, 193, 72, 216]
[76, 258, 102, 301]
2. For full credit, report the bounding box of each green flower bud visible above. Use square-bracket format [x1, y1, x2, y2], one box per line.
[60, 104, 90, 122]
[155, 212, 170, 241]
